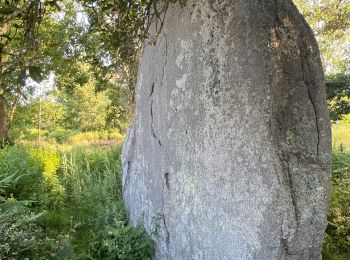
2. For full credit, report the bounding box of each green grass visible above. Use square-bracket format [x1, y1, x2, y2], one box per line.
[16, 128, 124, 146]
[332, 124, 350, 151]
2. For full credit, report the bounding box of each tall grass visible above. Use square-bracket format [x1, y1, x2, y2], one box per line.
[17, 128, 124, 146]
[332, 124, 350, 151]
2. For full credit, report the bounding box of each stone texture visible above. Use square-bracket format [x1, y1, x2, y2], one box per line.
[122, 0, 332, 259]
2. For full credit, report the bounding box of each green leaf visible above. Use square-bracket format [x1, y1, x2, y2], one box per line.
[27, 210, 47, 221]
[130, 9, 137, 18]
[28, 66, 44, 83]
[102, 4, 114, 12]
[46, 1, 61, 12]
[0, 5, 18, 15]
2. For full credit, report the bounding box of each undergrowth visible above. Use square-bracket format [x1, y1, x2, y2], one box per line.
[0, 144, 153, 259]
[323, 127, 350, 259]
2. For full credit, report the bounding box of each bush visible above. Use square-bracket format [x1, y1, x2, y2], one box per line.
[324, 176, 350, 258]
[23, 128, 50, 142]
[30, 147, 65, 209]
[323, 147, 350, 258]
[91, 203, 154, 260]
[0, 146, 64, 209]
[48, 129, 75, 143]
[326, 74, 350, 122]
[0, 146, 43, 201]
[0, 205, 64, 260]
[108, 131, 124, 141]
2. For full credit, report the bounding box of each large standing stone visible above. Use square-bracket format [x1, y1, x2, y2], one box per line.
[122, 0, 332, 259]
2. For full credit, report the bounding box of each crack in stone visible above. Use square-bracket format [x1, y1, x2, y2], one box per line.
[160, 31, 171, 251]
[270, 3, 298, 252]
[150, 100, 162, 146]
[300, 58, 320, 157]
[148, 33, 168, 149]
[279, 154, 298, 253]
[149, 82, 155, 97]
[164, 172, 170, 190]
[286, 159, 298, 237]
[270, 4, 303, 254]
[163, 215, 170, 249]
[146, 29, 171, 253]
[296, 19, 320, 158]
[160, 32, 168, 89]
[307, 88, 320, 157]
[123, 160, 132, 192]
[160, 174, 171, 251]
[122, 123, 136, 193]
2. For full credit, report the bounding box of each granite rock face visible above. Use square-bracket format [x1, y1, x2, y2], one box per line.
[122, 0, 332, 259]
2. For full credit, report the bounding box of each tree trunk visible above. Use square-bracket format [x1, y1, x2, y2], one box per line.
[122, 0, 332, 259]
[0, 94, 7, 141]
[6, 95, 20, 137]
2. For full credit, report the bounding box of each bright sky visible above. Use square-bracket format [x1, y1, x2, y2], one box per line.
[30, 73, 55, 99]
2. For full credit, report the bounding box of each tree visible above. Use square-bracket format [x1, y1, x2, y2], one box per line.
[79, 0, 186, 93]
[70, 81, 109, 131]
[326, 74, 350, 121]
[122, 0, 332, 259]
[294, 0, 350, 74]
[0, 1, 61, 143]
[294, 1, 350, 122]
[105, 86, 133, 132]
[0, 1, 100, 140]
[1, 0, 185, 142]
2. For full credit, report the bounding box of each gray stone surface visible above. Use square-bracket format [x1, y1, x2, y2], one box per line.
[122, 0, 332, 259]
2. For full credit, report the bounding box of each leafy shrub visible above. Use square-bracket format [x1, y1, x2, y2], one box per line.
[324, 177, 350, 257]
[48, 129, 75, 143]
[30, 147, 65, 209]
[340, 114, 350, 125]
[0, 146, 42, 201]
[0, 146, 64, 209]
[91, 203, 154, 260]
[323, 147, 350, 258]
[0, 205, 64, 260]
[23, 128, 50, 141]
[326, 74, 350, 122]
[108, 131, 124, 141]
